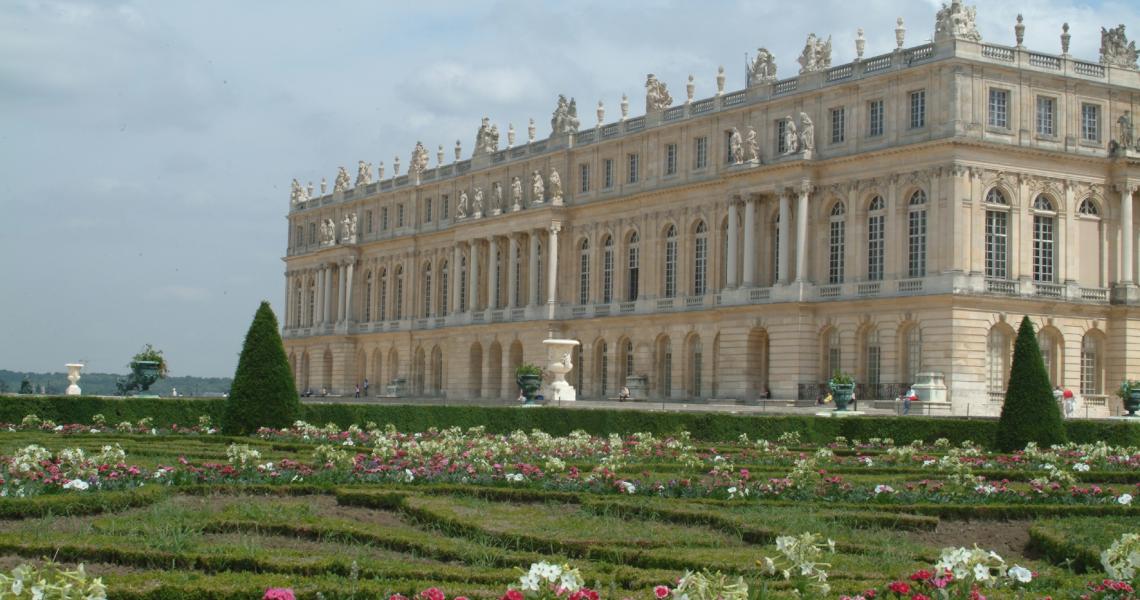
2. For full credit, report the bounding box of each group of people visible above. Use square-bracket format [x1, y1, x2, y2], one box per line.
[301, 378, 370, 398]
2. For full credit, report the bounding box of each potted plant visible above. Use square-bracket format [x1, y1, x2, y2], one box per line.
[516, 363, 543, 403]
[1116, 380, 1140, 417]
[828, 371, 855, 412]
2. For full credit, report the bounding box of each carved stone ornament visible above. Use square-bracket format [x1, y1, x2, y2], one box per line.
[290, 178, 308, 204]
[410, 141, 429, 181]
[782, 117, 799, 155]
[747, 48, 777, 85]
[457, 190, 469, 219]
[532, 170, 545, 204]
[551, 94, 580, 135]
[549, 169, 562, 203]
[644, 74, 673, 112]
[355, 161, 372, 187]
[492, 181, 503, 211]
[797, 33, 832, 74]
[474, 117, 500, 155]
[334, 167, 350, 193]
[472, 188, 484, 216]
[934, 0, 982, 42]
[745, 127, 759, 162]
[1100, 24, 1139, 69]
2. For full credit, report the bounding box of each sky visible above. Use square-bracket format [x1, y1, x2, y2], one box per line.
[1, 0, 1136, 377]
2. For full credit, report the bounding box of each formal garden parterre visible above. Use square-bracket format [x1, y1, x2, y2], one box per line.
[0, 411, 1137, 599]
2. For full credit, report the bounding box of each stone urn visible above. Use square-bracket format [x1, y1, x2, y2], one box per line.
[828, 378, 855, 412]
[515, 365, 543, 403]
[541, 338, 581, 402]
[65, 363, 84, 396]
[1121, 382, 1140, 417]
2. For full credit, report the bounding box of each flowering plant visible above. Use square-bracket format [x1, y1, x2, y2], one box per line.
[758, 532, 834, 596]
[504, 561, 592, 600]
[1101, 533, 1140, 584]
[263, 588, 296, 600]
[661, 569, 747, 600]
[0, 561, 106, 599]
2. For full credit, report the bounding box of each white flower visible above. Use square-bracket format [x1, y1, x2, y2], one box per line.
[874, 484, 895, 495]
[1008, 565, 1033, 583]
[62, 479, 89, 491]
[973, 563, 991, 581]
[53, 425, 63, 432]
[1118, 493, 1133, 505]
[1073, 462, 1090, 472]
[619, 481, 636, 494]
[403, 468, 415, 482]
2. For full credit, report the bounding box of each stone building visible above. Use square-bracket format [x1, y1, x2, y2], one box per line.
[282, 3, 1140, 416]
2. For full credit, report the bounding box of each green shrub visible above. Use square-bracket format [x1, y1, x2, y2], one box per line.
[0, 486, 167, 519]
[222, 301, 299, 435]
[995, 317, 1067, 452]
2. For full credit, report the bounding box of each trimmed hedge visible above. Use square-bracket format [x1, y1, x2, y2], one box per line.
[2, 396, 1138, 447]
[0, 486, 167, 519]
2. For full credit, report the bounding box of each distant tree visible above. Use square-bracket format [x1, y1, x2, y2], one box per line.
[222, 301, 298, 435]
[117, 344, 169, 395]
[995, 316, 1067, 452]
[18, 378, 33, 394]
[0, 380, 8, 393]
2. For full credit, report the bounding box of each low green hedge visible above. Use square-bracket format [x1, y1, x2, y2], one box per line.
[0, 486, 167, 519]
[3, 396, 1138, 447]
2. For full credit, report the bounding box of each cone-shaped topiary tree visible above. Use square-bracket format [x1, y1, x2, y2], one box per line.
[995, 316, 1067, 452]
[222, 301, 299, 435]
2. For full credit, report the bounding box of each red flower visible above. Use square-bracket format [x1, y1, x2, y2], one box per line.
[501, 590, 525, 600]
[888, 581, 910, 594]
[654, 586, 671, 599]
[909, 570, 933, 581]
[420, 588, 446, 600]
[263, 588, 296, 600]
[909, 594, 929, 600]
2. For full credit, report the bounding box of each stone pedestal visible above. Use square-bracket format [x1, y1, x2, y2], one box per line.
[625, 375, 648, 400]
[65, 363, 83, 396]
[914, 371, 947, 403]
[541, 338, 580, 402]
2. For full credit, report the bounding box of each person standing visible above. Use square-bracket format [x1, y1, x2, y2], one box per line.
[354, 384, 361, 398]
[902, 384, 917, 415]
[1063, 388, 1076, 418]
[363, 378, 370, 397]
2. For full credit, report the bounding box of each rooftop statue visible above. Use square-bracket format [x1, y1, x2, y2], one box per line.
[1101, 24, 1139, 70]
[645, 74, 673, 112]
[474, 117, 500, 155]
[551, 94, 580, 135]
[410, 141, 429, 181]
[333, 167, 350, 193]
[290, 178, 308, 204]
[747, 47, 778, 85]
[355, 160, 372, 187]
[934, 1, 982, 42]
[797, 33, 832, 74]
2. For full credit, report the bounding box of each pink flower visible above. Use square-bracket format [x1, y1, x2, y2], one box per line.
[420, 588, 446, 600]
[654, 586, 671, 599]
[263, 588, 296, 600]
[501, 590, 525, 600]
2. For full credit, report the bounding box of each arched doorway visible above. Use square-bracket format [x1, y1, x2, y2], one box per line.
[413, 347, 426, 395]
[508, 340, 524, 395]
[487, 341, 503, 399]
[655, 335, 672, 399]
[371, 348, 384, 393]
[431, 346, 444, 395]
[469, 343, 483, 398]
[746, 328, 769, 398]
[300, 352, 311, 393]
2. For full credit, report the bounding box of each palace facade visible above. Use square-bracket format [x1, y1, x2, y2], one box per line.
[281, 4, 1140, 416]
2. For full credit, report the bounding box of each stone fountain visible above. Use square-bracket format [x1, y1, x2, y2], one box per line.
[541, 338, 581, 402]
[65, 363, 84, 395]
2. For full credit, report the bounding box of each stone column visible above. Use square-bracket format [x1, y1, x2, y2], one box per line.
[283, 273, 291, 329]
[1121, 184, 1135, 285]
[344, 260, 355, 322]
[743, 195, 756, 287]
[726, 197, 739, 289]
[337, 264, 347, 323]
[487, 236, 499, 309]
[322, 265, 333, 325]
[469, 240, 480, 311]
[794, 182, 810, 283]
[312, 269, 321, 326]
[778, 192, 791, 284]
[529, 231, 540, 306]
[547, 222, 561, 305]
[507, 234, 519, 309]
[452, 245, 463, 314]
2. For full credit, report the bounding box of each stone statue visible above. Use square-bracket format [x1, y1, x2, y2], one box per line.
[729, 127, 743, 164]
[457, 190, 469, 219]
[507, 123, 516, 148]
[290, 178, 306, 204]
[472, 188, 484, 215]
[334, 167, 350, 193]
[355, 161, 372, 187]
[549, 169, 562, 203]
[341, 212, 357, 242]
[511, 176, 523, 210]
[1100, 25, 1139, 69]
[455, 139, 462, 161]
[492, 181, 504, 211]
[797, 33, 833, 74]
[596, 100, 605, 126]
[799, 113, 815, 152]
[474, 117, 500, 154]
[748, 48, 778, 85]
[783, 116, 799, 155]
[410, 141, 429, 181]
[716, 65, 726, 95]
[393, 156, 401, 176]
[934, 1, 982, 42]
[307, 181, 314, 198]
[319, 219, 329, 244]
[745, 127, 759, 162]
[551, 94, 580, 134]
[620, 94, 629, 120]
[644, 74, 673, 112]
[320, 177, 327, 194]
[437, 144, 445, 165]
[349, 212, 357, 238]
[379, 161, 386, 180]
[532, 170, 545, 203]
[1118, 111, 1135, 148]
[568, 98, 580, 131]
[528, 118, 536, 143]
[490, 124, 500, 150]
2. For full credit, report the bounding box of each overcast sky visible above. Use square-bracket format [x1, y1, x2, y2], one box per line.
[1, 0, 1135, 377]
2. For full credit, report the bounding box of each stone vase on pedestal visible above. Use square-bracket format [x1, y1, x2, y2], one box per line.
[541, 339, 580, 402]
[65, 363, 84, 396]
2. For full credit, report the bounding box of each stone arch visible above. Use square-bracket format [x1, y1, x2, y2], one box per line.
[431, 345, 444, 396]
[985, 321, 1016, 398]
[508, 340, 524, 392]
[469, 342, 483, 398]
[683, 331, 703, 398]
[413, 346, 426, 396]
[1037, 324, 1064, 387]
[300, 351, 311, 393]
[487, 340, 503, 399]
[593, 337, 610, 398]
[897, 320, 923, 385]
[353, 349, 367, 391]
[855, 321, 882, 395]
[387, 348, 400, 386]
[746, 327, 770, 397]
[321, 348, 334, 393]
[616, 335, 634, 390]
[984, 185, 1012, 206]
[1080, 328, 1107, 396]
[370, 347, 384, 391]
[654, 333, 673, 399]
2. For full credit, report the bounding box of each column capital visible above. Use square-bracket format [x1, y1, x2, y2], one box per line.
[549, 220, 562, 235]
[799, 179, 814, 196]
[1115, 181, 1140, 195]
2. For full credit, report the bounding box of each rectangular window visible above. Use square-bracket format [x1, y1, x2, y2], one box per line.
[397, 204, 405, 227]
[665, 239, 677, 298]
[776, 120, 787, 154]
[868, 99, 884, 137]
[602, 247, 613, 303]
[627, 153, 639, 184]
[867, 345, 881, 386]
[1081, 103, 1100, 142]
[985, 210, 1008, 279]
[694, 236, 708, 295]
[441, 195, 449, 220]
[829, 220, 845, 284]
[665, 143, 677, 175]
[603, 159, 614, 189]
[295, 225, 303, 247]
[424, 199, 432, 223]
[909, 90, 926, 129]
[1036, 96, 1056, 136]
[831, 107, 846, 143]
[694, 137, 708, 169]
[867, 214, 884, 281]
[579, 163, 590, 193]
[723, 131, 734, 163]
[308, 223, 316, 244]
[908, 209, 927, 278]
[988, 88, 1009, 129]
[365, 210, 373, 234]
[579, 249, 590, 305]
[381, 207, 389, 230]
[1033, 215, 1055, 282]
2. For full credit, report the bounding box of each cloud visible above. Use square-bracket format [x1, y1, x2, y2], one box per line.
[144, 285, 212, 304]
[405, 62, 544, 113]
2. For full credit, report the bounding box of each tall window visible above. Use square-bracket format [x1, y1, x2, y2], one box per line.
[987, 327, 1010, 395]
[422, 263, 432, 317]
[694, 137, 708, 169]
[693, 221, 708, 295]
[513, 243, 522, 306]
[664, 225, 678, 298]
[295, 283, 304, 327]
[600, 341, 609, 397]
[904, 326, 922, 384]
[492, 244, 501, 309]
[909, 90, 926, 129]
[536, 241, 542, 304]
[602, 236, 614, 303]
[306, 280, 314, 325]
[378, 268, 388, 321]
[381, 207, 389, 230]
[578, 239, 590, 305]
[867, 196, 886, 281]
[424, 198, 433, 223]
[627, 153, 639, 184]
[662, 339, 673, 398]
[985, 189, 1009, 279]
[624, 340, 634, 383]
[1032, 195, 1056, 283]
[397, 204, 405, 227]
[830, 106, 846, 143]
[665, 143, 678, 175]
[776, 119, 788, 154]
[295, 225, 303, 248]
[868, 99, 884, 137]
[627, 232, 640, 301]
[1081, 103, 1101, 142]
[440, 261, 449, 316]
[772, 214, 780, 284]
[1080, 334, 1102, 395]
[579, 163, 590, 193]
[988, 88, 1009, 128]
[364, 271, 373, 321]
[863, 330, 881, 386]
[458, 257, 467, 312]
[828, 202, 846, 284]
[442, 195, 449, 220]
[574, 346, 584, 396]
[1036, 96, 1056, 136]
[309, 223, 316, 244]
[365, 211, 373, 233]
[393, 266, 404, 319]
[690, 339, 703, 397]
[908, 190, 928, 278]
[603, 159, 614, 189]
[825, 329, 841, 379]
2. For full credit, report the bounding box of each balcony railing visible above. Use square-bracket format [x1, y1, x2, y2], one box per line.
[985, 278, 1018, 295]
[1034, 282, 1064, 298]
[857, 281, 881, 296]
[1080, 287, 1109, 302]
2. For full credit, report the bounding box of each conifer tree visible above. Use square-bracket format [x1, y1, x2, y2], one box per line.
[995, 316, 1067, 451]
[222, 301, 299, 435]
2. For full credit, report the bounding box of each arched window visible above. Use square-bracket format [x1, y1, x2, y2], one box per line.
[867, 196, 886, 281]
[987, 326, 1011, 397]
[306, 279, 315, 326]
[689, 337, 703, 397]
[378, 268, 388, 321]
[422, 263, 432, 317]
[364, 270, 373, 321]
[394, 265, 404, 319]
[826, 329, 841, 380]
[694, 221, 709, 295]
[863, 329, 881, 386]
[602, 235, 614, 303]
[659, 338, 674, 398]
[985, 188, 1009, 279]
[458, 256, 467, 312]
[1078, 198, 1099, 216]
[903, 325, 922, 384]
[627, 232, 640, 301]
[829, 202, 846, 284]
[439, 260, 449, 316]
[907, 190, 928, 278]
[578, 239, 591, 305]
[1038, 328, 1062, 386]
[599, 341, 610, 397]
[294, 281, 303, 328]
[1080, 333, 1103, 395]
[624, 339, 635, 383]
[664, 225, 678, 298]
[1032, 194, 1056, 283]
